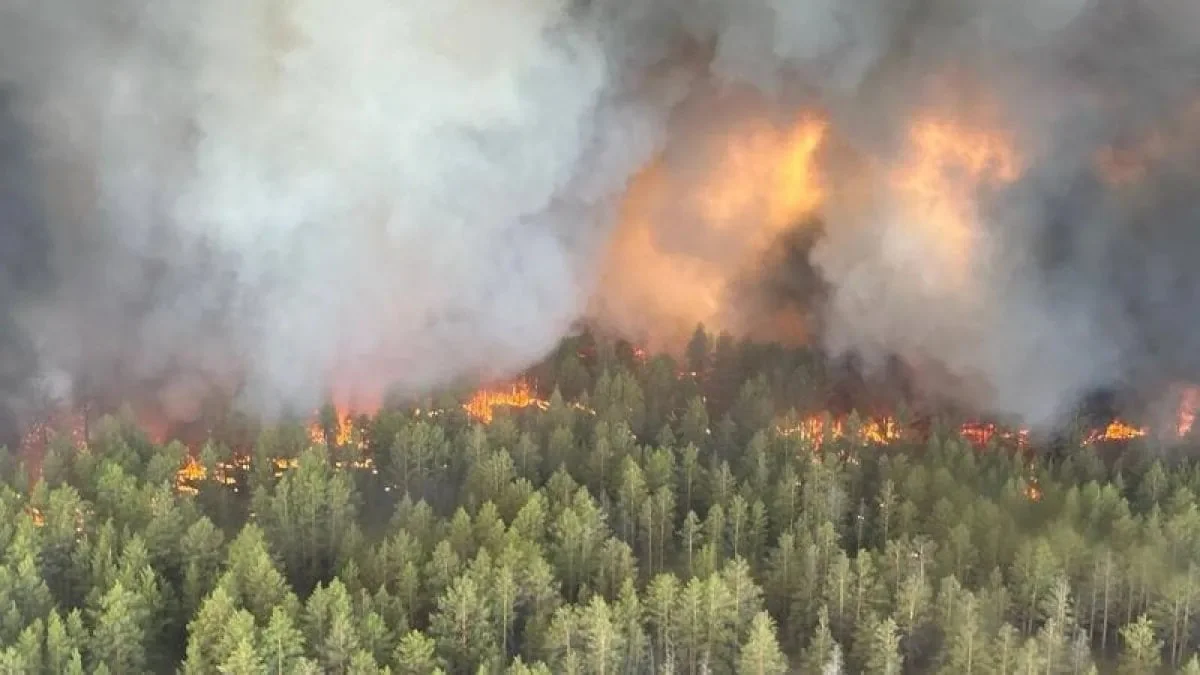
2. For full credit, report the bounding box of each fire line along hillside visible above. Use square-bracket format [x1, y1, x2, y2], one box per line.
[4, 329, 1200, 674]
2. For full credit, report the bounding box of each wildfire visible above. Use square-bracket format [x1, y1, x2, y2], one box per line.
[463, 380, 547, 424]
[959, 422, 1031, 450]
[1084, 420, 1148, 445]
[1025, 477, 1043, 502]
[178, 455, 207, 482]
[23, 375, 1200, 503]
[778, 415, 1037, 451]
[1095, 97, 1200, 187]
[18, 407, 88, 469]
[590, 113, 827, 346]
[1177, 386, 1200, 437]
[25, 505, 44, 527]
[698, 116, 827, 232]
[776, 414, 906, 448]
[308, 406, 357, 448]
[890, 115, 1023, 292]
[174, 456, 207, 496]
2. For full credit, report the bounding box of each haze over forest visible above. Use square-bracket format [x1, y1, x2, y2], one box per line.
[2, 0, 1200, 672]
[1, 0, 1200, 438]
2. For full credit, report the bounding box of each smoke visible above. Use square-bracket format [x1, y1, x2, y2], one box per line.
[0, 0, 642, 424]
[0, 0, 1198, 432]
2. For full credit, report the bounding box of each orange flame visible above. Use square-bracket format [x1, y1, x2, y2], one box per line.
[890, 115, 1023, 292]
[697, 117, 827, 231]
[778, 415, 1035, 451]
[174, 456, 207, 495]
[308, 406, 357, 448]
[776, 414, 906, 448]
[591, 114, 827, 346]
[1084, 420, 1148, 445]
[1177, 386, 1200, 437]
[463, 380, 547, 424]
[25, 505, 45, 527]
[959, 422, 1031, 450]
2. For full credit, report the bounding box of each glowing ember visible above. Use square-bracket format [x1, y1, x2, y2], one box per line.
[25, 505, 44, 527]
[463, 380, 547, 424]
[861, 417, 906, 445]
[19, 408, 88, 464]
[959, 422, 1030, 450]
[1025, 478, 1042, 502]
[274, 457, 300, 472]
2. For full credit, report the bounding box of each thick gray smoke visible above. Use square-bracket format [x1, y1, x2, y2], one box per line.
[0, 0, 1198, 432]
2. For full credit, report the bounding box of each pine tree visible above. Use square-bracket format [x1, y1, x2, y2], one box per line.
[260, 607, 308, 675]
[800, 606, 839, 673]
[854, 614, 902, 675]
[217, 636, 264, 675]
[938, 591, 983, 674]
[88, 581, 150, 673]
[580, 595, 624, 675]
[394, 630, 442, 674]
[45, 610, 85, 674]
[1117, 615, 1162, 675]
[429, 573, 496, 672]
[736, 611, 788, 675]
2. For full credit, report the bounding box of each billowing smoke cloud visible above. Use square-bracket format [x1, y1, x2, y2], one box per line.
[0, 0, 1198, 433]
[0, 0, 650, 424]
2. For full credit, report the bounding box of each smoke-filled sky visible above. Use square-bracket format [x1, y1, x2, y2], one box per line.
[0, 0, 1199, 432]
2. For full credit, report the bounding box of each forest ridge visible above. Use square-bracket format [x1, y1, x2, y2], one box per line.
[1, 331, 1199, 673]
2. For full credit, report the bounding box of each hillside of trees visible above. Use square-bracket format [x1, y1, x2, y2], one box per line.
[1, 329, 1199, 673]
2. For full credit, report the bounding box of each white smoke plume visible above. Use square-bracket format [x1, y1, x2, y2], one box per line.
[0, 0, 1198, 431]
[0, 0, 641, 421]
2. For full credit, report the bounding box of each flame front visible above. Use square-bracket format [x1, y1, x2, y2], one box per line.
[463, 380, 548, 424]
[776, 414, 906, 449]
[959, 422, 1031, 450]
[1084, 420, 1148, 445]
[16, 377, 1200, 500]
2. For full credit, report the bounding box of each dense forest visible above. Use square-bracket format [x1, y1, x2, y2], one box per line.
[2, 328, 1200, 673]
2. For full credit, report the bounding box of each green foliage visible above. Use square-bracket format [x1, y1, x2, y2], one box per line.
[1, 334, 1198, 672]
